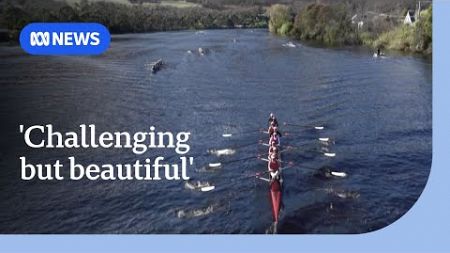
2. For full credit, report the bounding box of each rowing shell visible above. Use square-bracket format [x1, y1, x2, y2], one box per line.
[270, 176, 282, 223]
[256, 169, 282, 225]
[258, 145, 283, 227]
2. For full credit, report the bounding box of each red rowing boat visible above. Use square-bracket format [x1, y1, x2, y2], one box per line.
[270, 177, 282, 223]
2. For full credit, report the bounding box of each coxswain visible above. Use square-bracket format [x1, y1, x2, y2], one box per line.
[268, 113, 278, 127]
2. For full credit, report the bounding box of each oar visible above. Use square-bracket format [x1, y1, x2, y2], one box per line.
[200, 185, 216, 192]
[329, 171, 347, 177]
[231, 141, 260, 149]
[186, 181, 216, 192]
[256, 176, 270, 182]
[207, 156, 253, 168]
[279, 163, 347, 178]
[284, 122, 325, 130]
[242, 171, 269, 179]
[303, 165, 348, 178]
[222, 156, 259, 165]
[223, 128, 267, 138]
[255, 171, 270, 182]
[257, 156, 295, 166]
[267, 146, 295, 154]
[258, 140, 289, 147]
[240, 171, 271, 183]
[260, 131, 289, 137]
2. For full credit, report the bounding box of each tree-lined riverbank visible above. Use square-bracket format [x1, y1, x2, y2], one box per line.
[268, 3, 432, 54]
[0, 0, 267, 41]
[0, 0, 432, 54]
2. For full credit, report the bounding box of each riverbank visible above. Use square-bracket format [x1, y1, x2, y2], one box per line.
[267, 3, 432, 55]
[0, 0, 432, 55]
[0, 0, 268, 42]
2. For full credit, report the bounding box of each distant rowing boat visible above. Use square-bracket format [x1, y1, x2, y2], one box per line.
[147, 59, 163, 73]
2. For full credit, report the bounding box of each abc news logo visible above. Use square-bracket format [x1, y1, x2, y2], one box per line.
[30, 32, 101, 47]
[20, 23, 110, 55]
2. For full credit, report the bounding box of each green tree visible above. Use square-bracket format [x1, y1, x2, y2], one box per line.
[267, 4, 293, 35]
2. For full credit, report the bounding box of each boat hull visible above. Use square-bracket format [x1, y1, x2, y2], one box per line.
[270, 179, 282, 223]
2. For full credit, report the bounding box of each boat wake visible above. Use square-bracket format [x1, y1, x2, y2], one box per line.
[184, 180, 215, 192]
[207, 148, 236, 157]
[177, 204, 216, 219]
[314, 166, 348, 179]
[265, 222, 279, 234]
[195, 164, 222, 173]
[282, 42, 297, 48]
[322, 187, 360, 199]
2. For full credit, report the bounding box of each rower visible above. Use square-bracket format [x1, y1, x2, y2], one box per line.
[267, 153, 280, 172]
[268, 143, 280, 160]
[268, 113, 278, 127]
[273, 126, 282, 137]
[267, 154, 280, 181]
[267, 121, 276, 136]
[269, 131, 280, 146]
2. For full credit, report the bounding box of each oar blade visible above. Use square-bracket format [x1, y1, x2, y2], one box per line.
[200, 186, 216, 192]
[331, 171, 347, 177]
[208, 162, 222, 168]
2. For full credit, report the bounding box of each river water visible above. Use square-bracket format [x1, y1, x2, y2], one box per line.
[0, 29, 431, 233]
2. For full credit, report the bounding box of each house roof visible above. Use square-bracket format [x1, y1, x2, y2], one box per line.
[406, 10, 416, 22]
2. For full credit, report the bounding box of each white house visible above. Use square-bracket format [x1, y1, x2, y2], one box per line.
[404, 10, 416, 25]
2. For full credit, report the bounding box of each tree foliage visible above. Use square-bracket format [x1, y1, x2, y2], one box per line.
[290, 4, 357, 46]
[0, 0, 268, 41]
[374, 6, 432, 54]
[265, 1, 432, 53]
[267, 4, 293, 35]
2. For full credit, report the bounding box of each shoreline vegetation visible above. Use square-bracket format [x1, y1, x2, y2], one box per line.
[0, 0, 431, 54]
[0, 0, 268, 40]
[268, 3, 432, 55]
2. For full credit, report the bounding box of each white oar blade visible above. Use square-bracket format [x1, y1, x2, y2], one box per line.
[200, 186, 215, 192]
[319, 137, 330, 142]
[315, 126, 324, 130]
[324, 153, 336, 157]
[209, 148, 236, 157]
[208, 163, 222, 168]
[256, 176, 270, 182]
[331, 171, 347, 177]
[222, 133, 232, 138]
